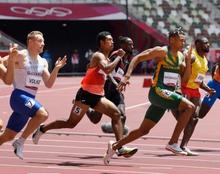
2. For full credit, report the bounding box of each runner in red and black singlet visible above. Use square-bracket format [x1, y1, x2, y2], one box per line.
[86, 36, 134, 135]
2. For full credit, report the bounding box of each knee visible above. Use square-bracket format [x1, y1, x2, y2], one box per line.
[188, 103, 195, 113]
[111, 110, 121, 122]
[86, 110, 102, 124]
[36, 108, 49, 121]
[183, 102, 195, 115]
[189, 116, 199, 126]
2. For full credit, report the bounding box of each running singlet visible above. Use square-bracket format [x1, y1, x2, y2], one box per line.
[13, 50, 46, 96]
[81, 67, 107, 96]
[184, 49, 208, 89]
[152, 46, 184, 90]
[110, 54, 129, 82]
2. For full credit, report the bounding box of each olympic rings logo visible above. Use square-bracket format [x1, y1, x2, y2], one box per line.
[10, 6, 72, 17]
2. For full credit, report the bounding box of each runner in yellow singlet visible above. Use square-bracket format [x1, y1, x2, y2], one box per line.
[172, 37, 215, 155]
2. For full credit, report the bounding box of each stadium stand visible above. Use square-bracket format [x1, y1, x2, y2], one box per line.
[0, 30, 25, 56]
[130, 0, 220, 47]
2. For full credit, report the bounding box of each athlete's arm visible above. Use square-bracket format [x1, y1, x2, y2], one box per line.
[0, 44, 18, 84]
[181, 45, 193, 84]
[200, 81, 216, 96]
[117, 46, 166, 91]
[96, 49, 125, 74]
[42, 55, 67, 88]
[124, 46, 166, 80]
[108, 73, 118, 86]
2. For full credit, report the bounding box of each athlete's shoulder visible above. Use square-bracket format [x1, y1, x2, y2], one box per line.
[38, 56, 48, 67]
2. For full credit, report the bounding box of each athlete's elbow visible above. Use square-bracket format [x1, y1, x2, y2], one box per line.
[103, 68, 111, 74]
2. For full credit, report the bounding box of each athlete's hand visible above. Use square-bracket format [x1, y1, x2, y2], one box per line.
[185, 44, 193, 64]
[8, 43, 18, 62]
[54, 55, 67, 69]
[117, 75, 130, 92]
[207, 88, 216, 97]
[114, 49, 125, 58]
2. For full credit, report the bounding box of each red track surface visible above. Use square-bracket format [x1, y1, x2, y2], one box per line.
[0, 75, 220, 174]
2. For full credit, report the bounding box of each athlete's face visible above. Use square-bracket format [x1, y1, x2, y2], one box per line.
[123, 39, 134, 55]
[29, 34, 45, 54]
[102, 35, 114, 52]
[200, 38, 210, 53]
[170, 34, 185, 51]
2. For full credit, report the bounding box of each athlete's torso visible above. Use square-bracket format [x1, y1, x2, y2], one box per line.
[81, 66, 107, 96]
[110, 54, 129, 82]
[152, 46, 184, 91]
[13, 50, 46, 96]
[185, 49, 208, 89]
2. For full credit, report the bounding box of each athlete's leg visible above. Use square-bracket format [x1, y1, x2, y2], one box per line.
[0, 112, 29, 145]
[0, 129, 17, 145]
[94, 97, 123, 141]
[148, 87, 195, 146]
[86, 108, 102, 124]
[41, 101, 89, 133]
[112, 104, 165, 150]
[20, 107, 48, 139]
[198, 94, 218, 119]
[199, 80, 220, 118]
[169, 97, 194, 145]
[180, 97, 200, 148]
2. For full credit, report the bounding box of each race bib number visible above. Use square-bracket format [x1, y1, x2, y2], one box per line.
[194, 73, 205, 83]
[163, 72, 179, 87]
[73, 106, 82, 116]
[26, 75, 42, 88]
[113, 67, 124, 80]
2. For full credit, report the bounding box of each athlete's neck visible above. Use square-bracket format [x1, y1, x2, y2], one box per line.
[28, 49, 39, 59]
[196, 49, 206, 58]
[169, 46, 178, 57]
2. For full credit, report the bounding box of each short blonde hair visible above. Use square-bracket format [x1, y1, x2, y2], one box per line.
[27, 31, 43, 44]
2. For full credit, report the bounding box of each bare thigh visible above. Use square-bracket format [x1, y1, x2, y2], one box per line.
[68, 101, 90, 125]
[94, 97, 120, 119]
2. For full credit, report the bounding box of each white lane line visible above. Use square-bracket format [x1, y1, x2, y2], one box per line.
[0, 164, 167, 174]
[126, 102, 150, 110]
[3, 139, 220, 153]
[1, 147, 220, 162]
[1, 155, 220, 171]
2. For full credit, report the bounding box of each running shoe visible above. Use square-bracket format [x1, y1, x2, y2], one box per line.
[165, 143, 187, 156]
[103, 140, 116, 165]
[117, 146, 138, 158]
[12, 139, 24, 160]
[182, 146, 199, 156]
[32, 125, 44, 144]
[101, 122, 129, 135]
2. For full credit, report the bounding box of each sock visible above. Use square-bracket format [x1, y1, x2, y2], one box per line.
[18, 137, 25, 144]
[40, 125, 45, 133]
